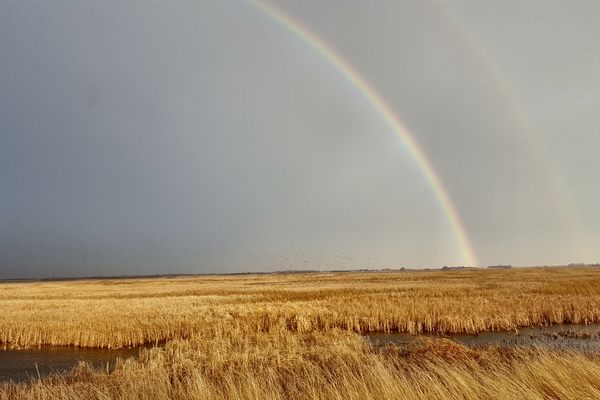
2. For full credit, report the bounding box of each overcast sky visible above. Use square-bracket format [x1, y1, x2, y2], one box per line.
[1, 0, 599, 278]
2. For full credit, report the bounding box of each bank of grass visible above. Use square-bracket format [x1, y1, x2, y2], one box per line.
[2, 267, 600, 399]
[2, 329, 600, 399]
[1, 267, 600, 348]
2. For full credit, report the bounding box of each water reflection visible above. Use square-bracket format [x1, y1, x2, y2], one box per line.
[0, 345, 148, 383]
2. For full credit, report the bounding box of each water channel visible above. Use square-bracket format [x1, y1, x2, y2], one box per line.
[366, 323, 600, 352]
[0, 345, 147, 383]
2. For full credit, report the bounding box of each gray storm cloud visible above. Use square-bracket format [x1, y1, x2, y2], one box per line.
[1, 0, 599, 278]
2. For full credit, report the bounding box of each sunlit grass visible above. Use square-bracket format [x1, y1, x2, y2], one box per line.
[1, 267, 599, 348]
[2, 330, 600, 399]
[2, 267, 600, 399]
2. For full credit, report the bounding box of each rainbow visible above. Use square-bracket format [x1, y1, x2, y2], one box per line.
[248, 0, 478, 266]
[436, 2, 589, 260]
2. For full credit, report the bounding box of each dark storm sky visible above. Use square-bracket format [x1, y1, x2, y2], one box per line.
[1, 0, 599, 278]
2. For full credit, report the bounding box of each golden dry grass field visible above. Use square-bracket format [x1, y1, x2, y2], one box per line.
[1, 267, 600, 399]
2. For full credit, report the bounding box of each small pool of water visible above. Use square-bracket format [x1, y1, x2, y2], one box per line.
[366, 323, 600, 352]
[0, 345, 150, 383]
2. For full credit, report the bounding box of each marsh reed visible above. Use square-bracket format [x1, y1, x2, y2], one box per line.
[1, 267, 599, 348]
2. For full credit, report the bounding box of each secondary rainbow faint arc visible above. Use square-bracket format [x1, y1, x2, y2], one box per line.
[249, 0, 478, 266]
[434, 0, 590, 260]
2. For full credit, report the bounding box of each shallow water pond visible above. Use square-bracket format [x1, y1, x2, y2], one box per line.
[0, 345, 148, 383]
[366, 323, 600, 352]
